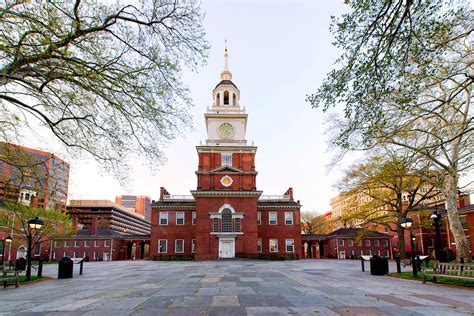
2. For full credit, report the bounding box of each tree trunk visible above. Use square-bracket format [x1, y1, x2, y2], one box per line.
[445, 172, 472, 261]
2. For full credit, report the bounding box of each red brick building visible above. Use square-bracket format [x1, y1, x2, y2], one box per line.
[150, 48, 302, 260]
[51, 200, 151, 261]
[302, 228, 393, 259]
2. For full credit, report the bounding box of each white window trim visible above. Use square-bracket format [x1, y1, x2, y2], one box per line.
[257, 212, 262, 225]
[104, 240, 111, 247]
[192, 212, 196, 225]
[374, 240, 379, 246]
[338, 239, 344, 246]
[175, 239, 184, 253]
[176, 212, 185, 225]
[221, 152, 233, 166]
[269, 212, 277, 225]
[284, 212, 293, 225]
[348, 240, 354, 246]
[74, 240, 80, 248]
[257, 239, 262, 253]
[158, 239, 167, 253]
[160, 212, 169, 225]
[269, 239, 278, 253]
[84, 241, 90, 247]
[192, 239, 196, 253]
[285, 239, 294, 253]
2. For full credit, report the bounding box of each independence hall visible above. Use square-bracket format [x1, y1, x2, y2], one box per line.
[150, 49, 302, 260]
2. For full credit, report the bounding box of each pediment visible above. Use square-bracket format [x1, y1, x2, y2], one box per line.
[211, 166, 243, 173]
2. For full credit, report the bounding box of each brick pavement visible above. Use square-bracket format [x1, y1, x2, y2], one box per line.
[0, 260, 472, 315]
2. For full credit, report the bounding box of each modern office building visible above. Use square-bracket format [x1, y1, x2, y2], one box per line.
[0, 142, 70, 210]
[150, 48, 302, 260]
[115, 195, 151, 221]
[67, 200, 151, 236]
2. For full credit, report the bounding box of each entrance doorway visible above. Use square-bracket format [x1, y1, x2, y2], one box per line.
[219, 238, 235, 258]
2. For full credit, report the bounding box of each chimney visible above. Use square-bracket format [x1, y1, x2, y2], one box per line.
[90, 217, 98, 235]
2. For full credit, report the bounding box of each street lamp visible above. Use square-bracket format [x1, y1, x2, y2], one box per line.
[399, 216, 417, 277]
[26, 217, 44, 281]
[430, 206, 443, 261]
[1, 235, 12, 266]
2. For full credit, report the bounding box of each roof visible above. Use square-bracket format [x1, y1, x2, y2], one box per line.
[301, 234, 328, 240]
[327, 228, 390, 238]
[214, 80, 238, 90]
[73, 228, 122, 238]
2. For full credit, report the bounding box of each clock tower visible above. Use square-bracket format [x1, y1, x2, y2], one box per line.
[151, 46, 302, 262]
[192, 47, 260, 260]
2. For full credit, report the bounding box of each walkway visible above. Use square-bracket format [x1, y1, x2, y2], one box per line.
[0, 260, 472, 315]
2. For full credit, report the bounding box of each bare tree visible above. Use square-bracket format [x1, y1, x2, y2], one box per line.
[0, 0, 209, 182]
[308, 0, 473, 260]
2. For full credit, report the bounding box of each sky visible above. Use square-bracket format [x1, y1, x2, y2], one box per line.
[65, 1, 351, 213]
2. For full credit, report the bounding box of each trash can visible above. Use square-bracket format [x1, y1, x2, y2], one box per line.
[15, 257, 26, 271]
[370, 256, 389, 275]
[58, 257, 74, 279]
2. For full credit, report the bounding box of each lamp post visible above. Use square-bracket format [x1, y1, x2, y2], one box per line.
[430, 206, 443, 261]
[400, 216, 417, 277]
[1, 235, 12, 266]
[26, 217, 44, 281]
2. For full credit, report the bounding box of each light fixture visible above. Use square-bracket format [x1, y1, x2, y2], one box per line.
[399, 217, 413, 229]
[5, 235, 12, 243]
[430, 211, 441, 220]
[28, 217, 44, 230]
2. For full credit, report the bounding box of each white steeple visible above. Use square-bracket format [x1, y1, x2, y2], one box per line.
[204, 45, 248, 146]
[220, 43, 232, 81]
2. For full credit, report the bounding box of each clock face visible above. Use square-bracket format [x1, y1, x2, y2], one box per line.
[218, 122, 234, 139]
[220, 175, 233, 187]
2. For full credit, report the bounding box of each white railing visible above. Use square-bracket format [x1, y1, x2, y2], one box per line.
[259, 195, 291, 201]
[163, 195, 194, 200]
[207, 107, 246, 114]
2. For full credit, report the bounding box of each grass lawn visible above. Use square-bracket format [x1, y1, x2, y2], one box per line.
[389, 272, 474, 287]
[18, 276, 47, 284]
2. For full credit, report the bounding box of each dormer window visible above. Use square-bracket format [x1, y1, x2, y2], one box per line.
[221, 153, 232, 166]
[224, 91, 229, 105]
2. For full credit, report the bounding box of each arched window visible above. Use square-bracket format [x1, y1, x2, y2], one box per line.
[222, 208, 232, 232]
[232, 93, 237, 106]
[223, 91, 229, 105]
[216, 93, 220, 106]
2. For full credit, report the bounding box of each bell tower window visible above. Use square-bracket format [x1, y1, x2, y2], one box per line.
[221, 153, 232, 166]
[224, 91, 229, 105]
[216, 93, 221, 106]
[232, 93, 236, 106]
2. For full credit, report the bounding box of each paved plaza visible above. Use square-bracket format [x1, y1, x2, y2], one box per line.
[0, 260, 473, 315]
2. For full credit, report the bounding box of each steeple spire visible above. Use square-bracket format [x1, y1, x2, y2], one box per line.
[220, 40, 232, 81]
[224, 39, 228, 70]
